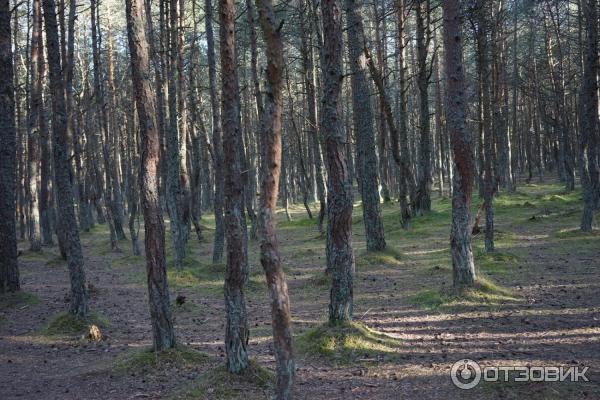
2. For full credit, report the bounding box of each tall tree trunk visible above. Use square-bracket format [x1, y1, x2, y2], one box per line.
[205, 0, 226, 263]
[300, 2, 327, 234]
[166, 0, 186, 269]
[321, 0, 355, 323]
[255, 0, 295, 396]
[344, 0, 386, 252]
[442, 0, 476, 287]
[125, 0, 176, 350]
[220, 0, 249, 373]
[0, 0, 20, 293]
[475, 0, 495, 252]
[414, 0, 432, 216]
[42, 0, 88, 315]
[27, 0, 43, 252]
[579, 0, 599, 231]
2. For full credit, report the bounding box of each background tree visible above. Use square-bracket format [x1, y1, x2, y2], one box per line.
[0, 0, 20, 294]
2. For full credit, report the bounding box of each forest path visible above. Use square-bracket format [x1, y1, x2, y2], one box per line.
[0, 180, 599, 399]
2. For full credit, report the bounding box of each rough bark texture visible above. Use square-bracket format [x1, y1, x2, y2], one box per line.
[220, 0, 250, 373]
[321, 0, 355, 323]
[42, 0, 88, 315]
[255, 0, 295, 396]
[580, 0, 599, 231]
[27, 0, 43, 252]
[0, 0, 20, 293]
[475, 0, 495, 253]
[442, 0, 476, 287]
[125, 0, 176, 351]
[414, 0, 432, 216]
[344, 0, 386, 252]
[206, 0, 226, 264]
[299, 3, 327, 234]
[165, 0, 186, 270]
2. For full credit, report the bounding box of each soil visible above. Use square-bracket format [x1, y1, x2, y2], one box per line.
[1, 181, 599, 399]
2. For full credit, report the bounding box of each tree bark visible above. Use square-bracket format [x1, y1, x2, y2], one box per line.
[42, 0, 88, 315]
[205, 0, 226, 263]
[0, 0, 20, 293]
[344, 0, 386, 252]
[27, 0, 43, 252]
[255, 0, 295, 396]
[321, 0, 355, 323]
[414, 0, 432, 216]
[126, 0, 176, 350]
[442, 0, 476, 287]
[579, 0, 599, 231]
[220, 0, 250, 373]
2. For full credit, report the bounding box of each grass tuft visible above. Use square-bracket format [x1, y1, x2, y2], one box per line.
[113, 345, 209, 375]
[296, 321, 401, 364]
[356, 247, 403, 268]
[410, 276, 519, 310]
[42, 311, 109, 337]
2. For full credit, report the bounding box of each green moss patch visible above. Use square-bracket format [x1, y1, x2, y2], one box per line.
[113, 345, 209, 375]
[410, 277, 519, 311]
[475, 250, 520, 274]
[41, 311, 109, 337]
[296, 321, 402, 364]
[356, 247, 403, 269]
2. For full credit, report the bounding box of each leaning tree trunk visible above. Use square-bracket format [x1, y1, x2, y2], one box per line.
[344, 0, 386, 252]
[0, 0, 20, 293]
[125, 0, 176, 351]
[442, 0, 476, 287]
[42, 0, 88, 315]
[254, 0, 295, 396]
[321, 0, 355, 324]
[220, 0, 250, 373]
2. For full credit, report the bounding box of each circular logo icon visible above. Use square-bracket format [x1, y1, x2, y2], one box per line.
[451, 359, 481, 389]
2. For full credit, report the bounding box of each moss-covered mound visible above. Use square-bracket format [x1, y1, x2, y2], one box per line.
[41, 311, 109, 337]
[113, 345, 209, 375]
[410, 276, 519, 310]
[296, 321, 402, 364]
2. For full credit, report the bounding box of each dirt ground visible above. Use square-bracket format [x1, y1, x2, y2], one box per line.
[1, 180, 599, 399]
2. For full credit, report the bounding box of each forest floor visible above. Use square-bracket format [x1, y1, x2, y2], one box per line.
[1, 179, 599, 399]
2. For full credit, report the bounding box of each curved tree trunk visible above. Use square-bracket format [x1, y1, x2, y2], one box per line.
[255, 0, 295, 396]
